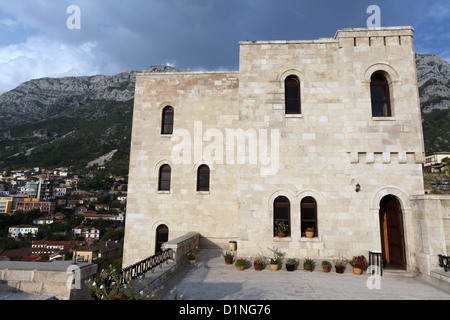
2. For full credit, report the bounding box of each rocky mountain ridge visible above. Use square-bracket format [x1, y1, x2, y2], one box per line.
[0, 55, 448, 170]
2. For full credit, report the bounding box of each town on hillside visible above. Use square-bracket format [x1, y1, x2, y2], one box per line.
[0, 166, 126, 269]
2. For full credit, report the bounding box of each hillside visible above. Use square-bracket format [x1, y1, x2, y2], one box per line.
[0, 55, 448, 172]
[0, 65, 182, 173]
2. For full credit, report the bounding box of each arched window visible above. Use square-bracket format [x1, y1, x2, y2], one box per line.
[301, 197, 317, 237]
[370, 73, 391, 117]
[197, 165, 210, 192]
[285, 76, 301, 114]
[161, 106, 174, 134]
[158, 164, 171, 191]
[273, 196, 290, 236]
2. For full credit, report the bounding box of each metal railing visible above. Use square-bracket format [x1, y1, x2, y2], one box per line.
[108, 249, 173, 286]
[438, 254, 449, 272]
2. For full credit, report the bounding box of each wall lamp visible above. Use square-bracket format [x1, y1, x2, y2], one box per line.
[355, 183, 361, 192]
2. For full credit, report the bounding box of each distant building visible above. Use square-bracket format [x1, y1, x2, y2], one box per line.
[424, 152, 450, 173]
[73, 225, 100, 243]
[8, 225, 39, 238]
[76, 241, 121, 263]
[0, 196, 13, 214]
[14, 198, 55, 215]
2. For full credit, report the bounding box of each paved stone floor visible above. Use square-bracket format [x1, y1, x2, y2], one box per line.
[159, 250, 450, 300]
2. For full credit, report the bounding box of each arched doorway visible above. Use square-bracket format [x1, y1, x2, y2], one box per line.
[155, 224, 169, 254]
[379, 195, 406, 270]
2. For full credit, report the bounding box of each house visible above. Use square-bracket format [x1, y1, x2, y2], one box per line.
[76, 241, 121, 263]
[33, 217, 54, 225]
[8, 225, 39, 238]
[122, 26, 449, 280]
[424, 152, 450, 173]
[73, 225, 100, 243]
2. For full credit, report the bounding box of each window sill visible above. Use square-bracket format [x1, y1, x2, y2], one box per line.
[160, 134, 173, 138]
[273, 236, 291, 242]
[300, 237, 320, 242]
[285, 114, 303, 118]
[157, 190, 171, 194]
[372, 116, 395, 121]
[196, 191, 210, 195]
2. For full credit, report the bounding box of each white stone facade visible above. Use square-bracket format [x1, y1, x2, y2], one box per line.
[123, 27, 448, 273]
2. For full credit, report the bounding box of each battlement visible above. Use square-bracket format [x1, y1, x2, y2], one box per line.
[335, 26, 414, 47]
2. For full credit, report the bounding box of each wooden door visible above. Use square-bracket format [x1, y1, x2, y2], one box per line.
[380, 196, 406, 270]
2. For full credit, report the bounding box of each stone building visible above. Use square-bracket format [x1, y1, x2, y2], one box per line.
[123, 27, 449, 276]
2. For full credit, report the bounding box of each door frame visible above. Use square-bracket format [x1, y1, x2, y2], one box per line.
[378, 195, 407, 270]
[155, 224, 169, 254]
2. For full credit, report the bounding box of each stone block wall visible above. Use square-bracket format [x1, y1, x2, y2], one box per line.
[0, 261, 97, 300]
[123, 27, 430, 273]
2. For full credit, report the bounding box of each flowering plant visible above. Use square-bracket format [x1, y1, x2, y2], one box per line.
[306, 227, 315, 232]
[186, 246, 198, 260]
[334, 257, 348, 268]
[222, 251, 235, 259]
[267, 247, 285, 264]
[349, 255, 369, 270]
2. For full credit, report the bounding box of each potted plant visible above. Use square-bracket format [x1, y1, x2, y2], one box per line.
[303, 258, 314, 271]
[334, 257, 348, 273]
[267, 247, 285, 271]
[349, 255, 369, 275]
[305, 227, 315, 238]
[322, 260, 331, 272]
[186, 251, 196, 264]
[253, 254, 265, 271]
[275, 221, 289, 238]
[222, 251, 235, 264]
[235, 258, 247, 271]
[285, 258, 297, 272]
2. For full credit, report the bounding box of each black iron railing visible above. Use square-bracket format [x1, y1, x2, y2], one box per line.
[107, 249, 173, 286]
[438, 254, 449, 272]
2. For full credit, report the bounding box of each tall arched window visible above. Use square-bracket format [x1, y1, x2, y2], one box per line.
[370, 73, 391, 117]
[158, 164, 171, 191]
[285, 76, 301, 114]
[273, 196, 290, 236]
[161, 106, 174, 134]
[197, 165, 210, 191]
[301, 197, 317, 237]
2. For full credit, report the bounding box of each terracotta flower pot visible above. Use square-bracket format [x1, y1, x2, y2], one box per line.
[270, 263, 279, 271]
[352, 267, 363, 275]
[322, 265, 330, 272]
[225, 257, 233, 264]
[236, 265, 246, 271]
[188, 259, 196, 264]
[254, 263, 264, 271]
[305, 231, 314, 238]
[277, 231, 287, 238]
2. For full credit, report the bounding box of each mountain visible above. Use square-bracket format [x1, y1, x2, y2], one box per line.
[416, 54, 450, 154]
[0, 65, 183, 173]
[0, 55, 448, 172]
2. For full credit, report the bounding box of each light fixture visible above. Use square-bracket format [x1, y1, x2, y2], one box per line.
[355, 183, 361, 192]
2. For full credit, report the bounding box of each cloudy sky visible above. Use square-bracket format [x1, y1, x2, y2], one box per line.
[0, 0, 448, 94]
